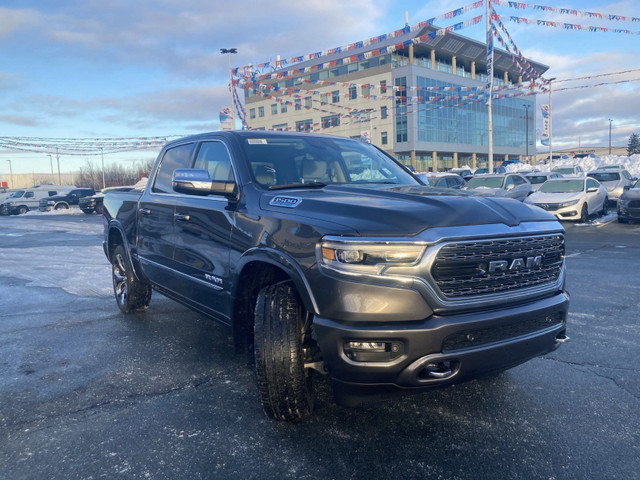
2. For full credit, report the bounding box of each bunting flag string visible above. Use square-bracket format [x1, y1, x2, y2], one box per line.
[0, 136, 181, 156]
[232, 1, 484, 78]
[235, 15, 484, 83]
[492, 0, 640, 24]
[490, 10, 545, 83]
[494, 13, 640, 35]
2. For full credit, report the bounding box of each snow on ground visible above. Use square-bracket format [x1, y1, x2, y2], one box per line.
[0, 210, 110, 298]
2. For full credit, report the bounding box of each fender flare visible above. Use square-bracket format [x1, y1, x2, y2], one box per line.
[234, 247, 319, 315]
[106, 220, 147, 283]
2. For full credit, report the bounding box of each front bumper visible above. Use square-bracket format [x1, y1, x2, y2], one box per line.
[39, 205, 54, 212]
[313, 291, 569, 405]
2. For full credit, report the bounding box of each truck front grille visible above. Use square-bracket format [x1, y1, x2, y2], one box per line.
[431, 234, 564, 299]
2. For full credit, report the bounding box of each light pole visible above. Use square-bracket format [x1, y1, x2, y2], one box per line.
[47, 154, 53, 176]
[608, 118, 613, 155]
[6, 159, 13, 188]
[100, 147, 106, 190]
[56, 147, 61, 185]
[220, 48, 237, 128]
[523, 103, 531, 163]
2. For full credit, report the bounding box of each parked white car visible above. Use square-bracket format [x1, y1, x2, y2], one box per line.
[552, 165, 585, 176]
[464, 173, 532, 201]
[525, 176, 608, 222]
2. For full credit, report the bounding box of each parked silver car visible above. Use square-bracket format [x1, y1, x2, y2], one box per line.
[586, 168, 634, 203]
[464, 173, 532, 201]
[524, 171, 563, 191]
[423, 172, 466, 189]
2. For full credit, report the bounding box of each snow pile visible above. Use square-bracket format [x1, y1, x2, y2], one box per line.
[507, 154, 640, 177]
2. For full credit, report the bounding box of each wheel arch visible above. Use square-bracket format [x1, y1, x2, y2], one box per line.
[106, 222, 146, 283]
[231, 248, 318, 354]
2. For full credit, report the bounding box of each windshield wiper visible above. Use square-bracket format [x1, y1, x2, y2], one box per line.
[268, 181, 327, 190]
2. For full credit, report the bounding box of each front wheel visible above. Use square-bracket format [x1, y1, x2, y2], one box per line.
[111, 245, 152, 313]
[55, 202, 69, 210]
[580, 203, 588, 223]
[254, 283, 314, 421]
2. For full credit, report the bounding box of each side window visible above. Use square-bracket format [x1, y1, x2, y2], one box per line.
[622, 170, 631, 179]
[25, 192, 34, 198]
[193, 141, 235, 182]
[505, 176, 515, 188]
[586, 179, 597, 189]
[512, 175, 524, 185]
[152, 143, 194, 193]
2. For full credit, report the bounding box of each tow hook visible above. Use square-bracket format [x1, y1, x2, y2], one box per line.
[555, 334, 570, 344]
[304, 361, 328, 374]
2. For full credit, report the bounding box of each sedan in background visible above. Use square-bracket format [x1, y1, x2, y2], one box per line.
[552, 165, 585, 176]
[449, 168, 474, 181]
[525, 176, 607, 223]
[464, 173, 532, 201]
[617, 178, 640, 223]
[423, 172, 466, 189]
[586, 168, 635, 203]
[524, 171, 563, 191]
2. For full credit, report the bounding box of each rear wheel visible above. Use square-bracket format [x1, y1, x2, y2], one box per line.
[580, 203, 588, 223]
[55, 203, 68, 210]
[111, 245, 152, 313]
[254, 283, 314, 421]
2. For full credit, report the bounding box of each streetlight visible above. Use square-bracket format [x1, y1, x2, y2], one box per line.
[47, 154, 53, 176]
[220, 48, 238, 129]
[6, 159, 13, 189]
[100, 147, 105, 190]
[608, 118, 613, 155]
[523, 103, 531, 163]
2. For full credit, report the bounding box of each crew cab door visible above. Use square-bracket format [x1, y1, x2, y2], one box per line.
[171, 140, 236, 322]
[137, 141, 195, 292]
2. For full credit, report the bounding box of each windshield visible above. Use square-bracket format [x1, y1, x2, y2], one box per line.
[539, 179, 583, 193]
[552, 167, 575, 175]
[8, 190, 25, 198]
[634, 179, 640, 188]
[240, 135, 418, 189]
[465, 176, 505, 189]
[588, 172, 620, 182]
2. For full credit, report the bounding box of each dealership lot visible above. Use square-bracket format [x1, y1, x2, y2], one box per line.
[1, 212, 638, 480]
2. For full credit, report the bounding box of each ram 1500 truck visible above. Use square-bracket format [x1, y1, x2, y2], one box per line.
[103, 131, 570, 421]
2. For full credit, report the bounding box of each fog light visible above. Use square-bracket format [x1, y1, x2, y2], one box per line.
[343, 341, 403, 362]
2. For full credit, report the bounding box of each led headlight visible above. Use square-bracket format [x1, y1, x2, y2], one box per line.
[320, 238, 425, 275]
[559, 199, 579, 208]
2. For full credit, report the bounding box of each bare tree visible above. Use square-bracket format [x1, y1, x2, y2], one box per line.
[77, 159, 155, 190]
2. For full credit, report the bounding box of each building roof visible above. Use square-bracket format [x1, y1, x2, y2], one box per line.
[267, 23, 548, 81]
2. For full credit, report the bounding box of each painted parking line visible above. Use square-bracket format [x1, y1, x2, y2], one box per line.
[596, 217, 617, 227]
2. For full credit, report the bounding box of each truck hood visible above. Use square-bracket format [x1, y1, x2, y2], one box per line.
[259, 184, 555, 236]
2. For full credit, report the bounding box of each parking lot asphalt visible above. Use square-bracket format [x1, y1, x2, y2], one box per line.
[0, 212, 638, 480]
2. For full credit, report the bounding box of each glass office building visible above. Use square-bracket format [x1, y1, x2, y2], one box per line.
[243, 24, 547, 172]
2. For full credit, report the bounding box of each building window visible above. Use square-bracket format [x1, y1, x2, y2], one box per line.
[380, 80, 387, 94]
[349, 85, 357, 100]
[395, 76, 408, 143]
[381, 106, 388, 119]
[332, 90, 340, 103]
[321, 93, 329, 105]
[295, 99, 301, 111]
[362, 84, 371, 97]
[258, 106, 264, 118]
[296, 119, 312, 132]
[250, 108, 256, 119]
[271, 104, 278, 115]
[381, 131, 388, 145]
[321, 114, 340, 129]
[281, 103, 287, 113]
[304, 96, 312, 109]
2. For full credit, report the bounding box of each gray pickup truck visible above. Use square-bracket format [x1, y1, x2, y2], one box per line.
[103, 131, 570, 421]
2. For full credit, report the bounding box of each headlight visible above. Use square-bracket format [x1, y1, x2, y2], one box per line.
[559, 199, 579, 208]
[47, 201, 55, 205]
[320, 238, 426, 275]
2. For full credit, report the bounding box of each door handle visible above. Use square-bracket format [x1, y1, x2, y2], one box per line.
[138, 208, 151, 215]
[174, 213, 191, 222]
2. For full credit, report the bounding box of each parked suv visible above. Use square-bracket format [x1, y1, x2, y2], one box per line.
[586, 168, 634, 203]
[39, 188, 96, 212]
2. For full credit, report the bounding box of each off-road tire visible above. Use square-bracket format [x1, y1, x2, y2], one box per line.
[254, 283, 314, 421]
[111, 245, 152, 313]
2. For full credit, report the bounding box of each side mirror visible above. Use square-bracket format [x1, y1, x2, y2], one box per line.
[172, 168, 238, 201]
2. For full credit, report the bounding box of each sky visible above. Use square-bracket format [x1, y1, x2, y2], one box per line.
[1, 0, 640, 175]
